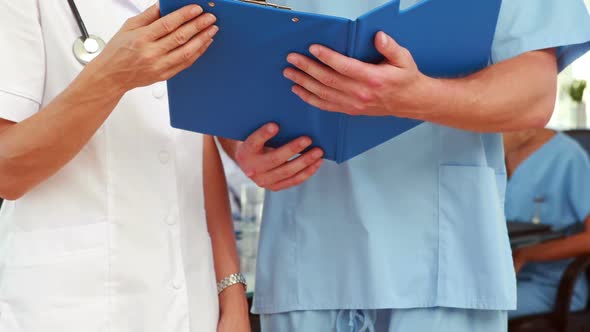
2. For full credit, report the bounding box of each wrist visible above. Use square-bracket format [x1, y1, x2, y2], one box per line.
[513, 248, 534, 267]
[518, 247, 535, 262]
[395, 74, 442, 121]
[79, 61, 128, 99]
[59, 67, 126, 120]
[219, 284, 249, 315]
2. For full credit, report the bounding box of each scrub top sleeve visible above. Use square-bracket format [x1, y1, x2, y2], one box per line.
[567, 152, 590, 222]
[491, 0, 590, 72]
[0, 0, 45, 123]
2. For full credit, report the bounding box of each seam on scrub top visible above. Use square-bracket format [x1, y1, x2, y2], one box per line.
[104, 112, 113, 332]
[292, 192, 301, 307]
[435, 130, 442, 303]
[252, 297, 513, 312]
[435, 173, 441, 303]
[492, 32, 590, 66]
[0, 87, 41, 105]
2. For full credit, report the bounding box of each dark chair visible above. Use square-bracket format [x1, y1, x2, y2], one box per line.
[565, 130, 590, 154]
[248, 296, 261, 332]
[510, 130, 590, 332]
[509, 256, 590, 332]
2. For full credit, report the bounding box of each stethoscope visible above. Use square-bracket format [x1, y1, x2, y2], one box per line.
[67, 0, 106, 65]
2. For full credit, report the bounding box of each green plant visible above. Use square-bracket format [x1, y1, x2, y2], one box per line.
[569, 79, 587, 103]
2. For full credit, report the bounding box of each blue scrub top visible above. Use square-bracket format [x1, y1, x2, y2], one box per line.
[253, 0, 590, 314]
[506, 133, 590, 311]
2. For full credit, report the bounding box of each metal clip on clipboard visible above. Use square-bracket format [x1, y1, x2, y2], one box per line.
[238, 0, 291, 10]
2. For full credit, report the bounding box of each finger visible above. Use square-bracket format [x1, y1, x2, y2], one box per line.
[256, 148, 324, 188]
[145, 5, 204, 40]
[241, 123, 280, 155]
[268, 159, 324, 192]
[291, 85, 353, 115]
[251, 136, 314, 176]
[375, 31, 414, 68]
[161, 38, 214, 80]
[286, 53, 359, 93]
[305, 45, 378, 82]
[123, 3, 161, 30]
[283, 67, 358, 107]
[157, 13, 217, 52]
[164, 25, 218, 68]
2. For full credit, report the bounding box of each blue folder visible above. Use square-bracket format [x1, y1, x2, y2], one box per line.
[160, 0, 501, 163]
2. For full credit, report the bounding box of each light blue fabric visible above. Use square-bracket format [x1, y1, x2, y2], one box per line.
[253, 0, 590, 314]
[260, 308, 507, 332]
[505, 133, 590, 318]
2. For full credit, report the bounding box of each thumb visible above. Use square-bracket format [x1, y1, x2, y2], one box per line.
[123, 3, 161, 30]
[375, 31, 413, 68]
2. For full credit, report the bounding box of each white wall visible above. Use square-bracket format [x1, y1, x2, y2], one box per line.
[547, 48, 590, 130]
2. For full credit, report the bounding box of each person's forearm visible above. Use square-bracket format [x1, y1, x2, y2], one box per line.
[517, 217, 590, 265]
[0, 3, 220, 201]
[0, 67, 124, 199]
[405, 49, 557, 132]
[203, 136, 247, 312]
[203, 142, 241, 282]
[521, 233, 590, 263]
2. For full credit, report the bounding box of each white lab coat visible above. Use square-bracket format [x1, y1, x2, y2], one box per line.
[0, 1, 218, 331]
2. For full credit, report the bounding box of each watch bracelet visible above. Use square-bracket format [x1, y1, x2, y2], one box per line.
[217, 273, 247, 294]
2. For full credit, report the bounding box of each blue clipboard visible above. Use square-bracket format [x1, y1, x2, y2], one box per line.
[160, 0, 501, 163]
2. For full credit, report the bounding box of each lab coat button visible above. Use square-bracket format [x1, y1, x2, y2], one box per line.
[172, 280, 184, 290]
[159, 151, 170, 164]
[153, 83, 166, 99]
[166, 214, 177, 226]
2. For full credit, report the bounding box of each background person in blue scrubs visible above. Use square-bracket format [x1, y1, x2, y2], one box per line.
[504, 129, 590, 318]
[219, 0, 590, 331]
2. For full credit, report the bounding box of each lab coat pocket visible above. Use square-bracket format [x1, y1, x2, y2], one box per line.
[0, 222, 109, 331]
[437, 165, 516, 309]
[3, 222, 109, 267]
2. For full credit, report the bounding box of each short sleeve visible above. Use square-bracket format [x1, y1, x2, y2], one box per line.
[566, 148, 590, 222]
[0, 0, 46, 122]
[492, 0, 590, 72]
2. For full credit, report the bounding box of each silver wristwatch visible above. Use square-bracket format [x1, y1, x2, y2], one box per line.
[217, 273, 247, 294]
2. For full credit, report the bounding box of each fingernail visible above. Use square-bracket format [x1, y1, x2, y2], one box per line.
[300, 138, 311, 147]
[286, 54, 297, 64]
[283, 69, 292, 79]
[309, 45, 319, 56]
[312, 149, 323, 158]
[191, 5, 202, 15]
[209, 25, 219, 37]
[206, 13, 216, 23]
[245, 170, 255, 177]
[379, 31, 388, 46]
[267, 124, 277, 134]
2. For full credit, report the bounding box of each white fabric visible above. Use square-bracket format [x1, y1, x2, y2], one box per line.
[0, 91, 38, 123]
[0, 0, 44, 122]
[0, 1, 218, 331]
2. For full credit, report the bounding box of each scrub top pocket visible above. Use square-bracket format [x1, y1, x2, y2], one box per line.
[0, 222, 110, 332]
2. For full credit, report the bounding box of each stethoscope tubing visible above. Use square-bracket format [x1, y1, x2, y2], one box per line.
[67, 0, 90, 41]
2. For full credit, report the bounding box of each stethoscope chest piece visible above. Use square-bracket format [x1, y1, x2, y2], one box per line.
[73, 35, 106, 65]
